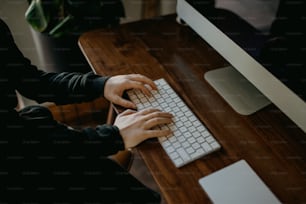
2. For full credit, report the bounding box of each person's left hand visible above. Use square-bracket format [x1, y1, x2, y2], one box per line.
[104, 74, 157, 109]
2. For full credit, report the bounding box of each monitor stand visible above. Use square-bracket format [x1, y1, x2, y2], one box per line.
[204, 66, 271, 115]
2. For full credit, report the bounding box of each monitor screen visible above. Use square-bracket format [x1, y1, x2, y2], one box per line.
[177, 0, 306, 133]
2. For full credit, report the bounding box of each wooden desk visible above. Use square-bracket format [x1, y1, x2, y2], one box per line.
[79, 14, 306, 203]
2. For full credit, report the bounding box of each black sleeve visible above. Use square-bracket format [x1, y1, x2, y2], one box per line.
[6, 105, 125, 157]
[18, 71, 110, 105]
[37, 124, 125, 157]
[47, 123, 125, 157]
[83, 124, 125, 155]
[0, 18, 109, 105]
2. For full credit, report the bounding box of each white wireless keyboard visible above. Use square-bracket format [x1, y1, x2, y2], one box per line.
[127, 78, 221, 168]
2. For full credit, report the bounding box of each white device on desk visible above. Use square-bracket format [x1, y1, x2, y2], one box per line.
[198, 160, 281, 204]
[127, 78, 221, 168]
[177, 0, 306, 133]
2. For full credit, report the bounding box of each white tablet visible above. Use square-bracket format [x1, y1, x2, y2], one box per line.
[198, 160, 281, 204]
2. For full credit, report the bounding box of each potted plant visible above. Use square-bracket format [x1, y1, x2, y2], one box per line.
[25, 0, 125, 72]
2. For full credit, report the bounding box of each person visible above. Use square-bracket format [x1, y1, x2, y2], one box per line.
[0, 18, 173, 203]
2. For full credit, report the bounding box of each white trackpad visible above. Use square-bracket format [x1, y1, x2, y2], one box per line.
[198, 160, 281, 204]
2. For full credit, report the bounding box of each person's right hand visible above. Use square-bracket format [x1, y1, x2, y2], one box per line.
[113, 108, 173, 150]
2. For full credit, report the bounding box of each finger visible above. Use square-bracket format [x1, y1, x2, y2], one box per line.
[126, 75, 157, 96]
[137, 108, 162, 115]
[128, 74, 157, 90]
[119, 109, 137, 116]
[144, 117, 173, 130]
[144, 129, 172, 139]
[113, 95, 137, 109]
[142, 111, 173, 121]
[127, 81, 153, 96]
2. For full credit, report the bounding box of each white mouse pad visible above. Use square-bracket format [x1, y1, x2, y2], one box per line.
[198, 160, 281, 204]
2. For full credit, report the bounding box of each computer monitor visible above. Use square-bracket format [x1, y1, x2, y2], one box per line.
[176, 0, 306, 133]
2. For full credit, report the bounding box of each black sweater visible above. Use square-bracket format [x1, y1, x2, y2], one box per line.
[0, 19, 124, 156]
